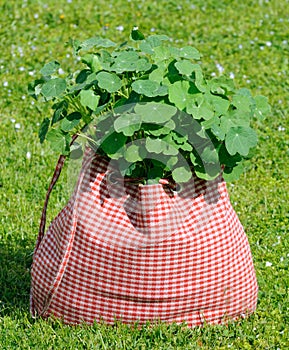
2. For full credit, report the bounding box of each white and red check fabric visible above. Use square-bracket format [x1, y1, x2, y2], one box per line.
[30, 149, 258, 327]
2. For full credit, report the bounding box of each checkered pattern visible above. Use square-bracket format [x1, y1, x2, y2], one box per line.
[30, 148, 258, 327]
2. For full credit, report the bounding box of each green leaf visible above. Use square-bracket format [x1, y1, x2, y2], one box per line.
[174, 60, 196, 76]
[96, 71, 122, 93]
[253, 95, 271, 120]
[131, 29, 145, 41]
[152, 46, 172, 61]
[111, 51, 140, 73]
[38, 118, 50, 143]
[100, 132, 127, 157]
[208, 93, 230, 115]
[40, 61, 60, 76]
[225, 126, 258, 156]
[187, 94, 215, 120]
[168, 81, 191, 110]
[52, 100, 68, 124]
[209, 76, 236, 95]
[114, 113, 142, 136]
[232, 94, 254, 113]
[172, 167, 192, 183]
[146, 121, 175, 137]
[61, 112, 82, 132]
[223, 162, 244, 182]
[218, 144, 242, 167]
[28, 79, 45, 99]
[135, 103, 177, 123]
[200, 145, 219, 164]
[194, 163, 221, 180]
[124, 144, 145, 162]
[145, 137, 164, 154]
[80, 89, 100, 110]
[132, 80, 167, 97]
[80, 37, 116, 51]
[178, 46, 201, 60]
[210, 123, 226, 140]
[46, 129, 71, 155]
[219, 110, 250, 134]
[41, 78, 67, 98]
[134, 58, 152, 72]
[149, 62, 167, 83]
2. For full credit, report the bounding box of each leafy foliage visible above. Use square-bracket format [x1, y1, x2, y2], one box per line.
[29, 30, 270, 183]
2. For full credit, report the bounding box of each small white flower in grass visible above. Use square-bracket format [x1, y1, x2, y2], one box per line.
[133, 26, 138, 30]
[66, 53, 71, 58]
[216, 63, 224, 73]
[28, 71, 35, 76]
[211, 72, 216, 77]
[10, 118, 16, 123]
[229, 72, 235, 79]
[31, 100, 35, 105]
[21, 95, 26, 100]
[26, 152, 31, 160]
[282, 40, 288, 45]
[238, 44, 243, 49]
[260, 46, 264, 50]
[265, 261, 272, 267]
[280, 257, 284, 262]
[19, 66, 25, 71]
[278, 125, 285, 131]
[58, 68, 65, 75]
[3, 81, 8, 87]
[15, 123, 21, 130]
[150, 27, 156, 32]
[34, 14, 39, 19]
[266, 41, 272, 47]
[116, 25, 124, 32]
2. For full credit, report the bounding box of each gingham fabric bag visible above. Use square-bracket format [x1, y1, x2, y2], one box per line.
[30, 148, 258, 327]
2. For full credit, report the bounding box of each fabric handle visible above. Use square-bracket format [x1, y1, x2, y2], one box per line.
[35, 135, 79, 252]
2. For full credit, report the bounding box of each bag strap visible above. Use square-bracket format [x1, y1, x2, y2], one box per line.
[35, 135, 79, 252]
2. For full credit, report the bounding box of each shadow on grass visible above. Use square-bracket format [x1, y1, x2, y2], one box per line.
[0, 239, 33, 316]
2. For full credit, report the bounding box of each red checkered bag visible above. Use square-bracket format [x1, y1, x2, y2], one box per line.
[30, 148, 258, 326]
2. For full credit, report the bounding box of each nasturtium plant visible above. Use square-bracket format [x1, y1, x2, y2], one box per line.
[29, 29, 270, 184]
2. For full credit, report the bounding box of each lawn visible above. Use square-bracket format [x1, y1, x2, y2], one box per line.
[0, 0, 288, 348]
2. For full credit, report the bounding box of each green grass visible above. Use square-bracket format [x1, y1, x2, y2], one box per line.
[1, 0, 289, 348]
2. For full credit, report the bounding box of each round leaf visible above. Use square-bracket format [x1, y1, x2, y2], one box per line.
[178, 46, 201, 60]
[61, 112, 82, 132]
[172, 167, 192, 183]
[40, 61, 60, 76]
[132, 80, 167, 97]
[168, 81, 191, 110]
[46, 129, 71, 155]
[111, 51, 140, 73]
[96, 71, 122, 93]
[41, 78, 66, 98]
[124, 144, 143, 162]
[114, 113, 142, 136]
[174, 60, 196, 76]
[225, 126, 258, 156]
[80, 89, 100, 110]
[135, 103, 177, 123]
[100, 132, 127, 156]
